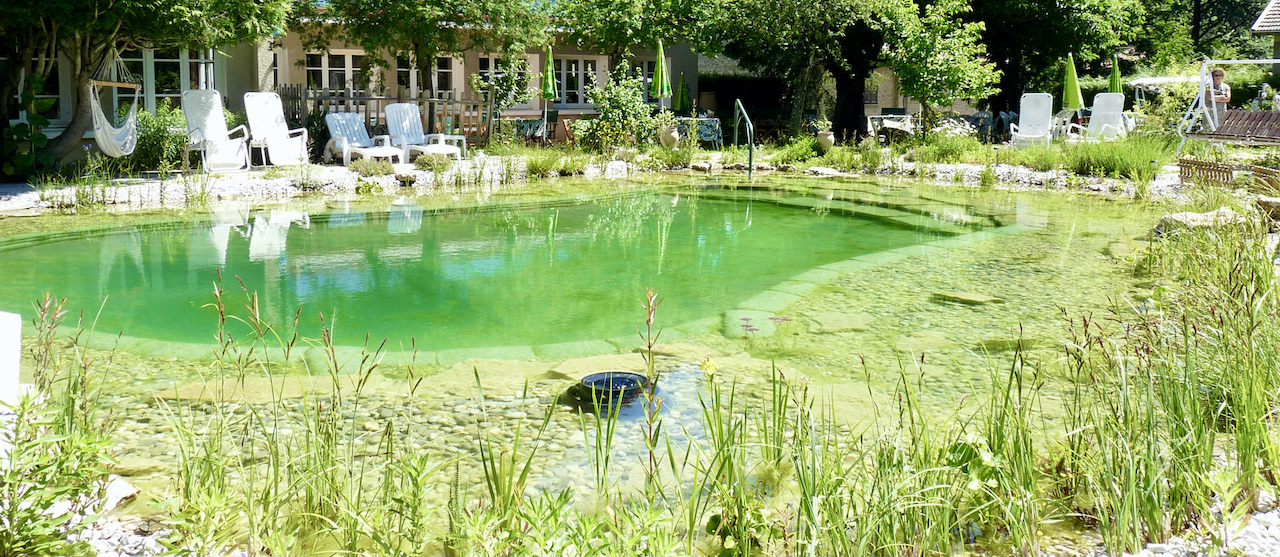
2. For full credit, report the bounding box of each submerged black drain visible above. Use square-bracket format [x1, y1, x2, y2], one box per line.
[562, 371, 650, 414]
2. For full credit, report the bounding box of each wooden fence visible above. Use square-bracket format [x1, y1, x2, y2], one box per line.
[276, 84, 494, 145]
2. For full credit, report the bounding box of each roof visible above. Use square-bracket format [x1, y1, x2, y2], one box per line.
[1253, 0, 1280, 34]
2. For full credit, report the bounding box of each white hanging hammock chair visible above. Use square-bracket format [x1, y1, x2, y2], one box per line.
[88, 50, 141, 158]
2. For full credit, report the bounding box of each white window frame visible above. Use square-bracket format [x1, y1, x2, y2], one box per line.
[632, 58, 672, 108]
[476, 54, 533, 110]
[396, 56, 462, 98]
[113, 48, 218, 114]
[305, 50, 373, 92]
[552, 56, 607, 108]
[6, 55, 73, 128]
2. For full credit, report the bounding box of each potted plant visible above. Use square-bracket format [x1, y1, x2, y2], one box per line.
[654, 109, 680, 149]
[814, 117, 835, 151]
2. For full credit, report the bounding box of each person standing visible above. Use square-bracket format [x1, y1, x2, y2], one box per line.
[1205, 67, 1231, 127]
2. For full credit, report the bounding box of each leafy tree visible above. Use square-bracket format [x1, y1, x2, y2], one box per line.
[292, 0, 548, 99]
[879, 0, 1000, 131]
[720, 0, 887, 139]
[553, 0, 723, 69]
[1137, 0, 1268, 61]
[0, 0, 291, 173]
[967, 0, 1143, 113]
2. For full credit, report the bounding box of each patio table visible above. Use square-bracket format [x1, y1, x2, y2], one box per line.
[674, 117, 723, 148]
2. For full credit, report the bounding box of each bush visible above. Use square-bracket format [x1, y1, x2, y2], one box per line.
[349, 157, 394, 177]
[578, 67, 653, 153]
[771, 136, 820, 166]
[414, 153, 454, 173]
[125, 99, 188, 171]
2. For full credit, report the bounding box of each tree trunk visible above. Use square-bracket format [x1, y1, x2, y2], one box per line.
[1192, 0, 1204, 53]
[828, 27, 881, 141]
[45, 32, 104, 163]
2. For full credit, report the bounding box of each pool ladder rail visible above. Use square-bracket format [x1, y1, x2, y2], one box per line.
[733, 98, 755, 180]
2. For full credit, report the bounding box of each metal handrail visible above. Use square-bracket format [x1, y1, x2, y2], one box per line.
[733, 99, 754, 180]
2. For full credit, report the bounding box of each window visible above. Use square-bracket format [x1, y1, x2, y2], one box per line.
[632, 59, 672, 106]
[553, 57, 599, 107]
[5, 58, 66, 125]
[476, 55, 531, 109]
[113, 48, 215, 114]
[306, 52, 369, 91]
[396, 56, 459, 98]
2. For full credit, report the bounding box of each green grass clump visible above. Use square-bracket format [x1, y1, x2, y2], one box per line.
[349, 157, 394, 177]
[1010, 145, 1061, 171]
[1061, 135, 1175, 182]
[524, 150, 562, 178]
[907, 134, 985, 164]
[771, 136, 820, 166]
[643, 144, 698, 170]
[414, 153, 454, 173]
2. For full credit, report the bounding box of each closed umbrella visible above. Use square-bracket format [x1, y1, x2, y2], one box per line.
[672, 73, 691, 115]
[650, 40, 672, 104]
[1064, 53, 1084, 111]
[1108, 55, 1123, 94]
[540, 47, 557, 142]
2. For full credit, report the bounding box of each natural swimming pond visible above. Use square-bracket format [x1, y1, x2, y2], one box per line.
[1, 175, 1170, 554]
[0, 185, 998, 355]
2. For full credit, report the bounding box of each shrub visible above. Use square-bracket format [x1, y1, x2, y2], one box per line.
[349, 157, 394, 177]
[771, 136, 820, 166]
[126, 99, 188, 171]
[578, 67, 653, 153]
[414, 153, 454, 173]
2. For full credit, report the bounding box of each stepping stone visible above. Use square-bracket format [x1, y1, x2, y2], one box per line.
[809, 311, 874, 333]
[112, 456, 168, 477]
[931, 291, 1005, 305]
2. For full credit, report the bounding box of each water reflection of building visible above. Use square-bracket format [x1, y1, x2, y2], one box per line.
[327, 201, 366, 228]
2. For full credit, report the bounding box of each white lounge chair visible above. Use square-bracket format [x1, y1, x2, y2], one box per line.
[322, 113, 404, 166]
[1067, 93, 1127, 143]
[244, 92, 309, 166]
[385, 103, 464, 161]
[1009, 92, 1052, 148]
[181, 90, 249, 172]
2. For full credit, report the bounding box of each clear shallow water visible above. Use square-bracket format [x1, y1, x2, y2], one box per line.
[0, 189, 979, 351]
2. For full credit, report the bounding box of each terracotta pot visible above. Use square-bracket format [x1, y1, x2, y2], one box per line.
[816, 130, 836, 151]
[659, 127, 680, 149]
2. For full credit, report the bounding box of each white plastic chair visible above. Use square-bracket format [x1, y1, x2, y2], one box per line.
[181, 90, 249, 172]
[244, 92, 309, 166]
[1009, 93, 1052, 148]
[323, 113, 403, 166]
[1067, 92, 1127, 143]
[385, 103, 464, 161]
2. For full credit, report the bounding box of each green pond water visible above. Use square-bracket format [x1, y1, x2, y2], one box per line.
[0, 188, 987, 352]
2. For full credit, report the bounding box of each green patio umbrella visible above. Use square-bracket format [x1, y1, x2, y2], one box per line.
[1108, 55, 1123, 94]
[1063, 53, 1085, 111]
[650, 40, 672, 103]
[541, 46, 556, 142]
[672, 73, 691, 115]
